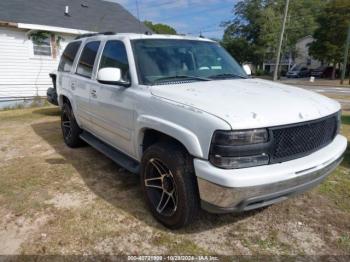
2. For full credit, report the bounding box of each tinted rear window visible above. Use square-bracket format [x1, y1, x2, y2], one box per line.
[76, 41, 101, 78]
[58, 41, 81, 72]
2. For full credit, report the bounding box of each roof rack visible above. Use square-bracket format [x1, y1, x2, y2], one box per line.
[75, 32, 117, 40]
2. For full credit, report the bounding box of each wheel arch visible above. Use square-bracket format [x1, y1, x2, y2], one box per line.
[59, 94, 71, 107]
[58, 94, 82, 127]
[136, 115, 204, 160]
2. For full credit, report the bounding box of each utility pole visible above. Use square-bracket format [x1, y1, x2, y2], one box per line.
[273, 0, 290, 81]
[340, 24, 350, 85]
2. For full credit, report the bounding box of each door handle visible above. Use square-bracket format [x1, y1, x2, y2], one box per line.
[91, 89, 97, 98]
[71, 82, 76, 90]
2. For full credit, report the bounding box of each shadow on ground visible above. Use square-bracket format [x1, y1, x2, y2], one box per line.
[31, 118, 259, 233]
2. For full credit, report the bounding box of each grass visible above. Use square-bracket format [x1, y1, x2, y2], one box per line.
[338, 234, 350, 252]
[151, 233, 211, 255]
[0, 96, 50, 111]
[318, 111, 350, 212]
[239, 229, 294, 255]
[0, 156, 76, 216]
[0, 106, 58, 123]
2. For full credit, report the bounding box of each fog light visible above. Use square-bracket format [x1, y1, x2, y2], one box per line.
[210, 154, 269, 169]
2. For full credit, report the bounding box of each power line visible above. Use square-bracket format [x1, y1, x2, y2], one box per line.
[186, 11, 323, 36]
[187, 23, 223, 34]
[125, 0, 179, 15]
[274, 0, 289, 81]
[141, 0, 179, 10]
[187, 21, 318, 37]
[156, 4, 233, 22]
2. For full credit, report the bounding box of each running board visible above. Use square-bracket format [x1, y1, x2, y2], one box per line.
[79, 131, 140, 174]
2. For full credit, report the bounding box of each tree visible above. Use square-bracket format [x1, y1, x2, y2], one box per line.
[144, 20, 177, 35]
[222, 0, 325, 68]
[309, 0, 350, 79]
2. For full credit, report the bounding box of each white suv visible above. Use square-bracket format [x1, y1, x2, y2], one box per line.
[56, 32, 347, 229]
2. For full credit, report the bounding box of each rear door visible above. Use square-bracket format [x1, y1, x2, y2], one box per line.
[57, 40, 81, 104]
[70, 40, 101, 130]
[89, 40, 135, 157]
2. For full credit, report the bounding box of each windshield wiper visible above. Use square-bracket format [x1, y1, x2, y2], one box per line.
[153, 75, 211, 84]
[209, 73, 248, 79]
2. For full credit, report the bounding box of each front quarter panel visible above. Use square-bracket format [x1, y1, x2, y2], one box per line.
[135, 91, 231, 160]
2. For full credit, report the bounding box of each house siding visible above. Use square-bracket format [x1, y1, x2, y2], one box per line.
[0, 26, 74, 100]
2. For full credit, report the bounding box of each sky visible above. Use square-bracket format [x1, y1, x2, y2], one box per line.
[105, 0, 236, 39]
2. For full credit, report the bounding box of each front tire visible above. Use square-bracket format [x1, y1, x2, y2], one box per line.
[61, 103, 82, 148]
[141, 142, 200, 229]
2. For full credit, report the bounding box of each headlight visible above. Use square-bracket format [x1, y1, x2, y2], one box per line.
[209, 129, 270, 169]
[212, 129, 268, 146]
[210, 154, 269, 169]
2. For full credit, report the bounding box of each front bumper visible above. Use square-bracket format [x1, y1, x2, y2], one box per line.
[195, 135, 347, 213]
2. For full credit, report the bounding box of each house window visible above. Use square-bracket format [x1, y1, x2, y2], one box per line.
[33, 36, 52, 56]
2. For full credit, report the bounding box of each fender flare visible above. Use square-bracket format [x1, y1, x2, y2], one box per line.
[136, 115, 204, 160]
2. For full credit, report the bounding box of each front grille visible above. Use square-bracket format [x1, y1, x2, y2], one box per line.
[270, 114, 338, 163]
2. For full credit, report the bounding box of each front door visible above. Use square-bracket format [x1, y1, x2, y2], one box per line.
[89, 40, 135, 157]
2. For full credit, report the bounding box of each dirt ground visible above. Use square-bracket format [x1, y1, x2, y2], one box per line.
[0, 103, 349, 259]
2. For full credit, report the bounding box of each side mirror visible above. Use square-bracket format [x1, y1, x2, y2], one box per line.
[97, 67, 131, 87]
[243, 64, 252, 76]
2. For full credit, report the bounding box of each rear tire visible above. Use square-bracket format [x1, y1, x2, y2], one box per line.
[141, 142, 200, 229]
[61, 103, 82, 148]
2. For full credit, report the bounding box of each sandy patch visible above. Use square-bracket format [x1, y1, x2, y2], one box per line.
[0, 214, 49, 254]
[45, 193, 96, 209]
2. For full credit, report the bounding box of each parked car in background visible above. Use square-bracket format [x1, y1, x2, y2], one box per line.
[286, 64, 310, 78]
[310, 66, 340, 78]
[310, 66, 326, 78]
[56, 33, 346, 229]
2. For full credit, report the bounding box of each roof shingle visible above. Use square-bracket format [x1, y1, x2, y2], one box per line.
[0, 0, 149, 33]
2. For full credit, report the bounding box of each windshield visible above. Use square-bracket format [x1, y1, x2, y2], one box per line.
[131, 39, 247, 85]
[290, 64, 303, 71]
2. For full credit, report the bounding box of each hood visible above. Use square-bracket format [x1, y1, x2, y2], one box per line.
[150, 78, 340, 129]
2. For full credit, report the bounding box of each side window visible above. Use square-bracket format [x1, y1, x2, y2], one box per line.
[76, 41, 101, 78]
[58, 41, 81, 72]
[99, 40, 130, 81]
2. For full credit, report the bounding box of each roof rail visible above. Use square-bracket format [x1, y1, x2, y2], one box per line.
[75, 32, 117, 40]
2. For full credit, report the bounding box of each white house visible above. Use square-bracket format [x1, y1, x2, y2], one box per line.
[263, 35, 321, 73]
[294, 35, 321, 69]
[0, 0, 148, 104]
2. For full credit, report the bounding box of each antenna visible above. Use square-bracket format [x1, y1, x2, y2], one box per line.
[135, 0, 142, 33]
